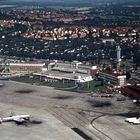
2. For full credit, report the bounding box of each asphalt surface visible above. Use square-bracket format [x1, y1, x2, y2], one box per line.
[0, 80, 139, 140]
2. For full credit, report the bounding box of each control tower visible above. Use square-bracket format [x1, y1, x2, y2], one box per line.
[116, 46, 121, 69]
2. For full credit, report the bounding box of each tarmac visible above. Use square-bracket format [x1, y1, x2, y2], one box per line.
[0, 102, 85, 140]
[92, 115, 140, 140]
[0, 80, 140, 140]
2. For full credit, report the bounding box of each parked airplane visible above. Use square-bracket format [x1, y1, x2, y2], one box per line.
[125, 117, 140, 125]
[0, 112, 30, 124]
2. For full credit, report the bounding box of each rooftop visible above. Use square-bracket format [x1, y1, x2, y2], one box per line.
[122, 85, 140, 99]
[10, 63, 45, 67]
[99, 69, 126, 77]
[41, 69, 91, 81]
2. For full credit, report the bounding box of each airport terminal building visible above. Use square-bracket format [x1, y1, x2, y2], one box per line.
[97, 70, 126, 87]
[9, 63, 46, 73]
[34, 61, 93, 83]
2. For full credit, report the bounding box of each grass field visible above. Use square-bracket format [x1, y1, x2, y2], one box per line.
[11, 75, 41, 84]
[79, 80, 107, 92]
[11, 75, 107, 91]
[43, 80, 76, 88]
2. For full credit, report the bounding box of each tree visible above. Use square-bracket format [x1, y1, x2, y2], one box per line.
[126, 71, 131, 80]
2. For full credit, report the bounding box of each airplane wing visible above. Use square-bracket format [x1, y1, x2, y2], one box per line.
[13, 118, 24, 123]
[10, 112, 17, 117]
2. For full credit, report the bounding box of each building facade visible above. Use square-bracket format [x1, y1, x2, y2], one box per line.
[98, 70, 126, 87]
[9, 63, 45, 73]
[122, 85, 140, 100]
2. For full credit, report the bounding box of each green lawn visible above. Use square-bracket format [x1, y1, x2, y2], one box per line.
[11, 75, 76, 88]
[11, 75, 41, 84]
[79, 80, 107, 92]
[11, 75, 106, 91]
[42, 80, 76, 88]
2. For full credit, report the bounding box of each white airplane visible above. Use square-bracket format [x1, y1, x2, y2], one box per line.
[125, 117, 138, 123]
[0, 112, 30, 124]
[125, 117, 140, 125]
[133, 120, 140, 125]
